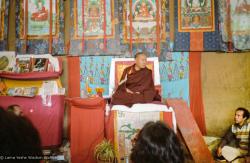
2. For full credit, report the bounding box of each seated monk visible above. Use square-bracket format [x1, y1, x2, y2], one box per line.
[111, 52, 161, 107]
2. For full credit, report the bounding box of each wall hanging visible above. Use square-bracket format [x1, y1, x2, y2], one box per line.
[16, 0, 65, 54]
[219, 0, 250, 51]
[0, 0, 9, 50]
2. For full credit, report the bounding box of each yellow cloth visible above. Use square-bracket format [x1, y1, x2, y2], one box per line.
[3, 79, 62, 88]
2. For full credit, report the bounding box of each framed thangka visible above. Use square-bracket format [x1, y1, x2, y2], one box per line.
[123, 0, 167, 43]
[0, 0, 9, 50]
[73, 0, 115, 40]
[69, 0, 120, 55]
[219, 0, 250, 51]
[16, 0, 65, 54]
[178, 0, 215, 32]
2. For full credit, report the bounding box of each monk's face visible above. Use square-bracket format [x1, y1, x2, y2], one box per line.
[135, 54, 147, 69]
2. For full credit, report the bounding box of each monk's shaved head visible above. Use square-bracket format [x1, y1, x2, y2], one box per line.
[135, 52, 147, 59]
[135, 52, 147, 70]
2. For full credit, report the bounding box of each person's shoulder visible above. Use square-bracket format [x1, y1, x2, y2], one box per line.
[144, 67, 152, 74]
[247, 121, 250, 126]
[245, 122, 250, 131]
[124, 65, 133, 71]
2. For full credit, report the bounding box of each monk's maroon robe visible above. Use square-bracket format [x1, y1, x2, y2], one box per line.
[111, 64, 160, 107]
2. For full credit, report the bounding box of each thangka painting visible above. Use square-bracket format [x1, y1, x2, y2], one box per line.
[160, 52, 189, 105]
[16, 0, 65, 54]
[219, 0, 250, 50]
[69, 0, 120, 55]
[73, 0, 115, 39]
[0, 0, 9, 50]
[123, 0, 167, 43]
[20, 0, 58, 39]
[178, 0, 215, 32]
[114, 111, 163, 162]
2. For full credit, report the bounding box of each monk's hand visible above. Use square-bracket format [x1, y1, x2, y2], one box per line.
[217, 147, 222, 156]
[126, 88, 134, 94]
[135, 92, 140, 94]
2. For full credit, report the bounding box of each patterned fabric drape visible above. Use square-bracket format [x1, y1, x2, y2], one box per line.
[218, 0, 250, 51]
[79, 53, 189, 104]
[15, 0, 65, 54]
[0, 0, 9, 51]
[80, 56, 113, 97]
[174, 0, 221, 52]
[160, 52, 189, 104]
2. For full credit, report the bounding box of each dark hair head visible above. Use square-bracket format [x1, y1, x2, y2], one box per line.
[134, 52, 147, 59]
[130, 121, 184, 163]
[0, 107, 42, 162]
[7, 104, 21, 112]
[236, 107, 249, 120]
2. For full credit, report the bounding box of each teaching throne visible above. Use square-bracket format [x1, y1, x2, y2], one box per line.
[105, 57, 176, 162]
[108, 57, 162, 98]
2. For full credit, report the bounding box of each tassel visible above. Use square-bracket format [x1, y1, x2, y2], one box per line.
[129, 0, 133, 55]
[49, 0, 53, 54]
[24, 0, 28, 53]
[226, 0, 232, 52]
[81, 0, 85, 54]
[155, 0, 161, 56]
[103, 0, 107, 51]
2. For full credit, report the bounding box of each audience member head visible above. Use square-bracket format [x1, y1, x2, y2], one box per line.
[135, 52, 147, 70]
[235, 107, 249, 125]
[130, 121, 184, 163]
[7, 104, 23, 116]
[0, 107, 42, 163]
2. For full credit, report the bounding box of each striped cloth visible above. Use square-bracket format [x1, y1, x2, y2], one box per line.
[232, 122, 250, 150]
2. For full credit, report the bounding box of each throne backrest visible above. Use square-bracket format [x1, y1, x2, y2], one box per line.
[109, 57, 160, 97]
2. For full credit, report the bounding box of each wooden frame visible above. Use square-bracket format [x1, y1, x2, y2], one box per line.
[16, 57, 31, 73]
[31, 58, 49, 72]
